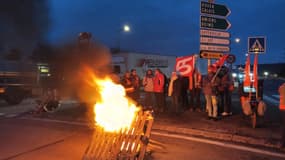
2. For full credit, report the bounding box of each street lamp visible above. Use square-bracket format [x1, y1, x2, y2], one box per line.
[234, 37, 240, 44]
[264, 71, 269, 77]
[234, 37, 242, 66]
[123, 25, 130, 32]
[118, 24, 131, 52]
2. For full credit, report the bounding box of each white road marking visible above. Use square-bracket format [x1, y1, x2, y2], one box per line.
[272, 95, 280, 99]
[19, 117, 88, 126]
[263, 95, 279, 105]
[5, 114, 18, 118]
[152, 131, 285, 159]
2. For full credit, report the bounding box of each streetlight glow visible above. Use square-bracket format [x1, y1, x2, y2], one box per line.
[264, 71, 269, 76]
[123, 25, 130, 32]
[235, 38, 240, 43]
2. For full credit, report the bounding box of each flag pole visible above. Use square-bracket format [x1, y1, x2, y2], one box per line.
[211, 66, 222, 83]
[254, 53, 259, 99]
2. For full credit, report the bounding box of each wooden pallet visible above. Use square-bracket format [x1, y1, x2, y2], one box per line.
[83, 110, 154, 160]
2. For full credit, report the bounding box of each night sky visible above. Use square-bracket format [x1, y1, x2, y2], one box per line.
[48, 0, 285, 64]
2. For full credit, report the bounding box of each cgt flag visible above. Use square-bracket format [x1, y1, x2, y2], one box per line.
[212, 54, 229, 69]
[175, 55, 195, 77]
[244, 55, 251, 87]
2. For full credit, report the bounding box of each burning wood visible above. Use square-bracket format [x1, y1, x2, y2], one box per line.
[82, 72, 154, 160]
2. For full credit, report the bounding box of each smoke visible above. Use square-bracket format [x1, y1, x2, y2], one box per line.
[52, 41, 113, 105]
[0, 0, 50, 57]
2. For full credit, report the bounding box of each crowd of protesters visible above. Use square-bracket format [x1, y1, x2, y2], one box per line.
[118, 65, 235, 121]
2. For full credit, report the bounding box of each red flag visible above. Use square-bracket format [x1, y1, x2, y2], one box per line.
[244, 55, 251, 87]
[253, 54, 258, 93]
[175, 55, 195, 77]
[212, 54, 229, 69]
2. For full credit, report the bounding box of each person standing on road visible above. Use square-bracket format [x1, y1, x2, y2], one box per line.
[168, 72, 182, 114]
[189, 68, 202, 112]
[121, 71, 135, 100]
[130, 69, 140, 103]
[279, 82, 285, 148]
[202, 65, 220, 121]
[142, 69, 154, 109]
[218, 67, 233, 116]
[153, 69, 165, 113]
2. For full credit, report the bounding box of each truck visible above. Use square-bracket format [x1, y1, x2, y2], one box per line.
[0, 61, 43, 105]
[111, 52, 177, 78]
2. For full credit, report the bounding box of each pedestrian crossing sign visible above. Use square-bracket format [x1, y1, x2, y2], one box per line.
[248, 37, 266, 53]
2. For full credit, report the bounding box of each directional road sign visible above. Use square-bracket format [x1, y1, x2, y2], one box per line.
[201, 1, 231, 17]
[200, 44, 230, 52]
[201, 15, 231, 30]
[200, 51, 224, 59]
[200, 37, 230, 45]
[248, 37, 266, 53]
[200, 29, 230, 38]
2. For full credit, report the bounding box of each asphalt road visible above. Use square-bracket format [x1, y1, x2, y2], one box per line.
[0, 78, 285, 160]
[0, 118, 284, 160]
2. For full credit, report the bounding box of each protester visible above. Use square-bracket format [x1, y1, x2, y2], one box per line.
[153, 68, 165, 113]
[189, 68, 202, 112]
[279, 82, 285, 148]
[202, 65, 220, 121]
[168, 72, 182, 114]
[180, 76, 189, 110]
[142, 69, 154, 109]
[130, 69, 140, 102]
[218, 67, 233, 116]
[121, 71, 135, 100]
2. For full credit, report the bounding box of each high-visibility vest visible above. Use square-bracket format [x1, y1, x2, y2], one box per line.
[279, 83, 285, 110]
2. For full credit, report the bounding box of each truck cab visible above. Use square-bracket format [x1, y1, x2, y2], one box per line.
[0, 61, 39, 105]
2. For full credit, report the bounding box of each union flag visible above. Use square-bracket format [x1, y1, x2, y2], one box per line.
[175, 55, 195, 77]
[244, 55, 251, 87]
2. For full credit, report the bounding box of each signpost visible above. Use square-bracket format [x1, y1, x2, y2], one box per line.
[248, 37, 266, 53]
[200, 51, 224, 59]
[200, 15, 231, 30]
[200, 29, 230, 38]
[200, 44, 230, 52]
[199, 1, 231, 60]
[200, 37, 230, 45]
[201, 1, 231, 17]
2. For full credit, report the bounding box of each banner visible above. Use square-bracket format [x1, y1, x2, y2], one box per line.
[244, 55, 251, 87]
[175, 55, 195, 77]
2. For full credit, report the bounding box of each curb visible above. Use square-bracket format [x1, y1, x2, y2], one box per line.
[152, 124, 280, 149]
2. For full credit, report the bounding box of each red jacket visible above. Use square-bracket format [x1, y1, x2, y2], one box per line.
[153, 72, 165, 93]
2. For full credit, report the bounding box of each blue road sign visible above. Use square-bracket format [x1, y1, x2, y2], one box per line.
[248, 37, 266, 53]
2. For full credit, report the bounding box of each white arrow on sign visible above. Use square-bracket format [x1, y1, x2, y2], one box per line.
[200, 29, 230, 38]
[200, 37, 230, 45]
[200, 44, 230, 52]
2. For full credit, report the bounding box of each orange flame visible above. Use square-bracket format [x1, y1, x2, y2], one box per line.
[93, 77, 140, 132]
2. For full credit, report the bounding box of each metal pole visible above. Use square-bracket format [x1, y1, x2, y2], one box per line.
[207, 0, 214, 69]
[254, 53, 258, 99]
